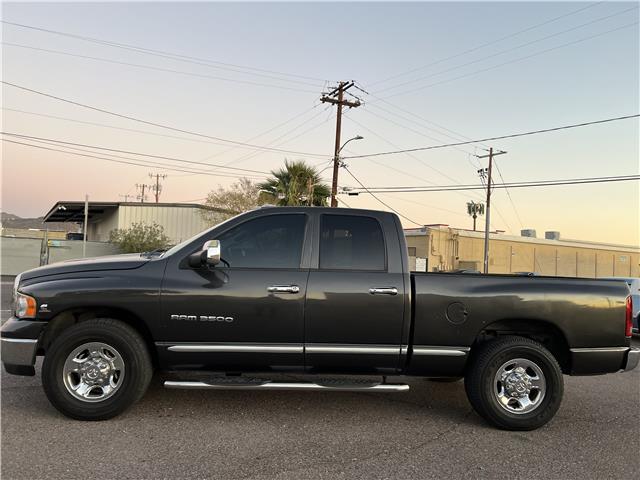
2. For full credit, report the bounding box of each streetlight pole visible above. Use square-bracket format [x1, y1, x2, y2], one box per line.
[330, 135, 363, 207]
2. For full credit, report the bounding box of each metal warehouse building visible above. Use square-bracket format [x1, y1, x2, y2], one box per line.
[43, 201, 229, 244]
[405, 225, 640, 277]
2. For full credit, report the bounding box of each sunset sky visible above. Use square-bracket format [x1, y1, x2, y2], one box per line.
[2, 1, 638, 245]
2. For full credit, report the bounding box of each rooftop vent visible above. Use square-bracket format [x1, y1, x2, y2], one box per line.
[521, 229, 537, 238]
[545, 231, 561, 240]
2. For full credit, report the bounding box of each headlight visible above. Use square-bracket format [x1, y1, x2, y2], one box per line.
[15, 292, 37, 319]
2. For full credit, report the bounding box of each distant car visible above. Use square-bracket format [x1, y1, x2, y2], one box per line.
[65, 232, 84, 240]
[604, 277, 639, 334]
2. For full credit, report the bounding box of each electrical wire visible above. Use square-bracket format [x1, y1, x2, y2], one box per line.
[342, 174, 640, 193]
[220, 106, 333, 167]
[0, 132, 272, 175]
[493, 161, 525, 229]
[341, 114, 639, 159]
[379, 21, 638, 99]
[2, 139, 269, 180]
[201, 104, 322, 163]
[342, 166, 423, 226]
[1, 81, 329, 158]
[1, 42, 319, 94]
[1, 20, 329, 84]
[374, 5, 637, 94]
[368, 1, 604, 87]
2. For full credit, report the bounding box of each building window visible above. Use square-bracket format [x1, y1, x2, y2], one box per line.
[408, 247, 417, 257]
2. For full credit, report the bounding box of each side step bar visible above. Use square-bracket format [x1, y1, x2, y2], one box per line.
[164, 380, 409, 392]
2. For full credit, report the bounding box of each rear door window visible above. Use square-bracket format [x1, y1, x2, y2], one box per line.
[319, 215, 386, 271]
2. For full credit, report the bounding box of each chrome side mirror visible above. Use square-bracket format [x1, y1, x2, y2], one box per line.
[203, 239, 221, 266]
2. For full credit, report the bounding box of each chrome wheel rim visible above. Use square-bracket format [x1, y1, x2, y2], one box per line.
[493, 358, 546, 414]
[62, 342, 125, 403]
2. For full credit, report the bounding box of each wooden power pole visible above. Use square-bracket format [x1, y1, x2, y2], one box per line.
[149, 173, 167, 203]
[476, 148, 507, 273]
[321, 81, 361, 207]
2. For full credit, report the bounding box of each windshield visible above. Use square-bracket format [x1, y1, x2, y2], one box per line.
[160, 212, 243, 258]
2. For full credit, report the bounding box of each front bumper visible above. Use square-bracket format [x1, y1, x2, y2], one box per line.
[1, 317, 47, 376]
[623, 347, 640, 372]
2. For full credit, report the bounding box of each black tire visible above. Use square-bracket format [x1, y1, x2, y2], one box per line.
[464, 336, 563, 431]
[42, 318, 153, 420]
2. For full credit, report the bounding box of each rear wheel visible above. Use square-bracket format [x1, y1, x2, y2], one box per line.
[42, 318, 152, 420]
[464, 336, 563, 430]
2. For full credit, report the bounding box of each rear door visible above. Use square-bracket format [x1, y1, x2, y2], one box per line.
[304, 211, 406, 374]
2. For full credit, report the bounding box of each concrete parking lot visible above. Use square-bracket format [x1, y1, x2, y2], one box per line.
[1, 277, 639, 479]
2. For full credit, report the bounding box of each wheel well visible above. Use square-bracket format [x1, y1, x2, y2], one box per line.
[473, 319, 571, 374]
[39, 307, 158, 367]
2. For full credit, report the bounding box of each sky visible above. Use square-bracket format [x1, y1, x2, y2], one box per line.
[1, 1, 639, 245]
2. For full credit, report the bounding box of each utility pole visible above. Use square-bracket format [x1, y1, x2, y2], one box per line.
[82, 194, 89, 258]
[136, 183, 150, 203]
[119, 194, 132, 202]
[321, 81, 362, 207]
[149, 173, 167, 203]
[475, 148, 507, 273]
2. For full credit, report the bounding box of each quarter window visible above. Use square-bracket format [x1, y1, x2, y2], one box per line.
[320, 215, 386, 271]
[217, 214, 306, 269]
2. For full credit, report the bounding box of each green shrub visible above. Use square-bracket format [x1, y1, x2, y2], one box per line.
[109, 222, 171, 253]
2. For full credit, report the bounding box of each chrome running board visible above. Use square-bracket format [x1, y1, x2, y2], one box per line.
[164, 378, 409, 392]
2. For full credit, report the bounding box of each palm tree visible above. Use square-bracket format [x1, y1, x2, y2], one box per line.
[258, 160, 330, 206]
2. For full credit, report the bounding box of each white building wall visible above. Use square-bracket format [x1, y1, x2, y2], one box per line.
[118, 205, 211, 243]
[89, 209, 120, 242]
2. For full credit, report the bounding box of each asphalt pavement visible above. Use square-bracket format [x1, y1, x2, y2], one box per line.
[1, 277, 639, 479]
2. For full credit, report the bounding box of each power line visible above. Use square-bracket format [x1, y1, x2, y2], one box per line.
[1, 81, 329, 158]
[374, 5, 636, 95]
[493, 161, 525, 229]
[342, 174, 640, 193]
[178, 107, 335, 177]
[360, 106, 474, 156]
[1, 20, 328, 84]
[368, 1, 604, 87]
[1, 42, 319, 94]
[2, 138, 269, 180]
[202, 104, 322, 163]
[219, 106, 333, 167]
[342, 166, 423, 226]
[345, 114, 474, 188]
[378, 21, 638, 99]
[2, 105, 324, 160]
[0, 132, 272, 175]
[341, 114, 639, 159]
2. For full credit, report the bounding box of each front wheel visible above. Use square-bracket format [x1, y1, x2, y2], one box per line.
[42, 318, 153, 420]
[464, 336, 563, 430]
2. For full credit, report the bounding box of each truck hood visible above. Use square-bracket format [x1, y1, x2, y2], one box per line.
[20, 254, 150, 281]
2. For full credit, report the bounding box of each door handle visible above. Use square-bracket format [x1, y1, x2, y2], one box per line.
[369, 287, 398, 296]
[267, 285, 300, 294]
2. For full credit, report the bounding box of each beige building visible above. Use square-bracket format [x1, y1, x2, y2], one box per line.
[405, 225, 639, 278]
[43, 201, 229, 244]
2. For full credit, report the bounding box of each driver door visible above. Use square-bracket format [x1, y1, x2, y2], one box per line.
[158, 212, 311, 372]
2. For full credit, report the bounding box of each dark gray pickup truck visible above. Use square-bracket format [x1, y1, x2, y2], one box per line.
[2, 207, 637, 430]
